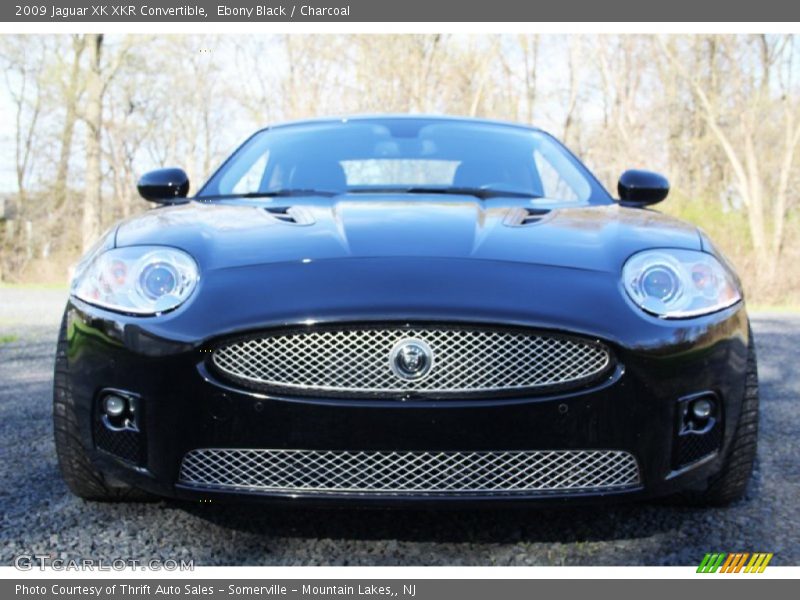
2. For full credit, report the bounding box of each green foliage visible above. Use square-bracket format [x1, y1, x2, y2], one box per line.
[662, 190, 753, 253]
[662, 191, 800, 305]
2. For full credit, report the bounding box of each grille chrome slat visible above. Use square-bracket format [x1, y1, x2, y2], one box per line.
[211, 325, 612, 398]
[178, 449, 641, 495]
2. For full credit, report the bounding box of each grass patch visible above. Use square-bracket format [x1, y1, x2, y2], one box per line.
[0, 334, 19, 344]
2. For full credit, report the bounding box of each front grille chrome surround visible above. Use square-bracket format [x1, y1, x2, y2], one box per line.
[178, 449, 641, 496]
[211, 324, 612, 398]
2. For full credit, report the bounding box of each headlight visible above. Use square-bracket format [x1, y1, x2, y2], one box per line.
[72, 246, 199, 315]
[622, 249, 741, 318]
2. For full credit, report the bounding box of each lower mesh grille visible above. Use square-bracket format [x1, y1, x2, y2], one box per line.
[674, 427, 723, 469]
[93, 421, 146, 466]
[178, 449, 640, 496]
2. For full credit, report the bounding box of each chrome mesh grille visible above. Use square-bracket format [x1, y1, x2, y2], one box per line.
[178, 449, 640, 495]
[211, 325, 611, 397]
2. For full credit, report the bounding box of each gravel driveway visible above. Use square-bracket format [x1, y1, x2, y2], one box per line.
[1, 287, 797, 566]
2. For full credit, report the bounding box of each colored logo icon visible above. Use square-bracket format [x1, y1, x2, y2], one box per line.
[697, 553, 773, 573]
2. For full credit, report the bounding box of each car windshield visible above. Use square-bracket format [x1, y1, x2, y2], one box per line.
[197, 118, 610, 204]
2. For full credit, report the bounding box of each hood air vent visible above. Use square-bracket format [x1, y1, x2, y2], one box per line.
[264, 206, 315, 226]
[504, 207, 551, 227]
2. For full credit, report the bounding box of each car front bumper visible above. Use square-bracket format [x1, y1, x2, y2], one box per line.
[61, 257, 751, 506]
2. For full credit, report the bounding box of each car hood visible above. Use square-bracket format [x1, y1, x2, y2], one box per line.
[114, 195, 701, 273]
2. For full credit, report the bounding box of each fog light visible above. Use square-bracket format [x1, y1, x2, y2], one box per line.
[103, 394, 127, 418]
[691, 398, 713, 420]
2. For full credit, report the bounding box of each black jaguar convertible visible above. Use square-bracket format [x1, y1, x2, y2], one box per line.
[54, 115, 758, 506]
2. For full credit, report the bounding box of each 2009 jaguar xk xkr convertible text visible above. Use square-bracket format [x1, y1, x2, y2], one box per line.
[54, 116, 758, 507]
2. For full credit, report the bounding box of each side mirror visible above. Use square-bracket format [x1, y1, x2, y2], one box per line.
[617, 170, 669, 207]
[137, 168, 190, 204]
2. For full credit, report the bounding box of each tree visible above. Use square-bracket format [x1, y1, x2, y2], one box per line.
[0, 36, 48, 271]
[82, 34, 103, 252]
[80, 34, 138, 251]
[659, 34, 800, 285]
[53, 35, 87, 214]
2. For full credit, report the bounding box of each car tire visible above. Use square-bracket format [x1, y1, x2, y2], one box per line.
[53, 312, 156, 502]
[678, 326, 760, 507]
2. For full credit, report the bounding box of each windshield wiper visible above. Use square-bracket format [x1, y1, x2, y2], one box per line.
[203, 186, 542, 201]
[349, 186, 542, 200]
[201, 188, 341, 200]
